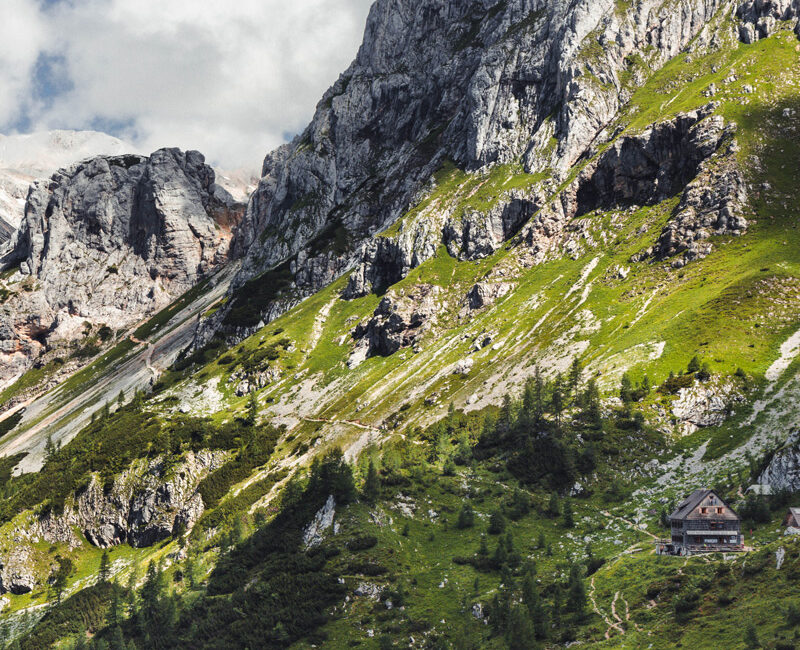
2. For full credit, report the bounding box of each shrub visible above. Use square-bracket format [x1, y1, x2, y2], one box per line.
[346, 535, 378, 552]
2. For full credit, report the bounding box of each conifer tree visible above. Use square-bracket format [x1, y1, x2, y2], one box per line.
[567, 564, 587, 617]
[363, 458, 380, 503]
[562, 500, 575, 529]
[99, 549, 111, 582]
[619, 373, 633, 403]
[547, 492, 560, 518]
[246, 392, 258, 426]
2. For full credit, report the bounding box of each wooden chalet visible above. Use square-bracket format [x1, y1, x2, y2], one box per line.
[655, 489, 743, 556]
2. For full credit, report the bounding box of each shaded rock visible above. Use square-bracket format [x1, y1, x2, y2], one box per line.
[352, 285, 440, 357]
[466, 282, 513, 310]
[759, 432, 800, 492]
[651, 138, 747, 265]
[519, 107, 737, 266]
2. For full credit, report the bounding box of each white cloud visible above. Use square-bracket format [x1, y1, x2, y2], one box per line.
[0, 0, 374, 170]
[0, 0, 49, 125]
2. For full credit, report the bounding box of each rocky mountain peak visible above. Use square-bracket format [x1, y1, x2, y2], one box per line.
[0, 148, 245, 388]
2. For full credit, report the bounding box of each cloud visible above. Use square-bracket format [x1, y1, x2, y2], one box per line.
[0, 0, 49, 126]
[0, 0, 374, 170]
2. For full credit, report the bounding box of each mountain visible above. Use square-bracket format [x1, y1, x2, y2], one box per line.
[0, 148, 244, 391]
[0, 0, 799, 648]
[0, 130, 137, 241]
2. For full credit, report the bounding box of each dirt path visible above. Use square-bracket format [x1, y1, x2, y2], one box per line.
[302, 417, 379, 432]
[589, 576, 625, 640]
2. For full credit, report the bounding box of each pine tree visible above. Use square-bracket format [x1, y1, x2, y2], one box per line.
[107, 584, 121, 627]
[185, 556, 196, 589]
[568, 358, 583, 404]
[488, 509, 506, 535]
[562, 500, 574, 529]
[582, 379, 602, 428]
[457, 503, 475, 529]
[44, 434, 56, 461]
[551, 374, 565, 430]
[117, 389, 125, 407]
[99, 549, 111, 582]
[363, 458, 381, 503]
[567, 564, 587, 617]
[537, 531, 546, 549]
[506, 604, 536, 650]
[744, 622, 760, 648]
[522, 565, 548, 640]
[109, 625, 126, 650]
[619, 373, 633, 403]
[551, 583, 564, 627]
[687, 355, 702, 374]
[547, 492, 560, 518]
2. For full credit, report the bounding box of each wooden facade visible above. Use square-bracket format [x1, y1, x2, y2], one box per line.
[656, 489, 743, 556]
[785, 508, 800, 528]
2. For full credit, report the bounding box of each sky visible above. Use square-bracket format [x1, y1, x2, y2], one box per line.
[0, 0, 374, 171]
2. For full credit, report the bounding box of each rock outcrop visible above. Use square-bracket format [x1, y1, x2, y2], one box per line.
[0, 148, 244, 386]
[670, 379, 744, 436]
[0, 450, 225, 595]
[465, 282, 513, 310]
[207, 0, 737, 337]
[32, 450, 226, 549]
[303, 495, 337, 548]
[518, 107, 746, 266]
[759, 433, 800, 492]
[352, 285, 440, 360]
[651, 141, 747, 266]
[737, 0, 800, 43]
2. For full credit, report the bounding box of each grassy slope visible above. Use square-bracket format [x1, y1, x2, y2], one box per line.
[157, 23, 800, 480]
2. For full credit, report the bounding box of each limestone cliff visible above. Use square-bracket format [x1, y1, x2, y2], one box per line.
[0, 149, 244, 387]
[204, 0, 795, 342]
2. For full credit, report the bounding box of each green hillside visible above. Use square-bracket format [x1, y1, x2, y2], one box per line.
[0, 10, 799, 650]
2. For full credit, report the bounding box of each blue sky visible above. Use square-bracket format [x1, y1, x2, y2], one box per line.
[0, 0, 374, 170]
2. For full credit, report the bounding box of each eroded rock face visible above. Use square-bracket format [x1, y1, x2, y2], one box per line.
[517, 108, 746, 266]
[0, 547, 37, 595]
[652, 142, 747, 266]
[759, 433, 800, 492]
[737, 0, 800, 43]
[352, 285, 440, 358]
[32, 450, 227, 550]
[0, 450, 226, 595]
[0, 149, 244, 386]
[211, 0, 733, 335]
[670, 380, 744, 436]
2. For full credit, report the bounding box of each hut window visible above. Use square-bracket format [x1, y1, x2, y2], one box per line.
[700, 507, 708, 514]
[717, 507, 724, 514]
